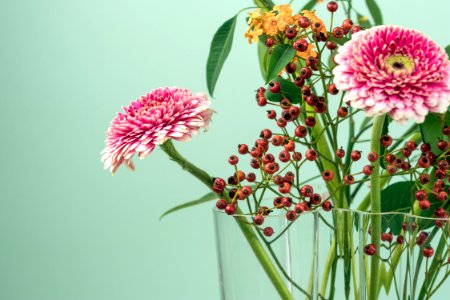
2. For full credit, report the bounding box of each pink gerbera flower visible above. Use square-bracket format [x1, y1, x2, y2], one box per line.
[101, 87, 213, 174]
[333, 25, 450, 123]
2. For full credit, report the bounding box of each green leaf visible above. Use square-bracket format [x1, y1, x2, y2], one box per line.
[365, 0, 383, 25]
[206, 16, 237, 97]
[380, 181, 415, 234]
[258, 39, 269, 80]
[265, 44, 296, 83]
[264, 77, 302, 104]
[420, 113, 446, 154]
[159, 192, 217, 220]
[445, 44, 450, 59]
[299, 0, 316, 11]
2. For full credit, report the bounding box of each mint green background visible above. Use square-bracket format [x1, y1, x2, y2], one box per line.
[1, 1, 449, 299]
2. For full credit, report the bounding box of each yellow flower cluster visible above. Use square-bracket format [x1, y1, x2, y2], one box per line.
[244, 5, 325, 61]
[245, 5, 300, 43]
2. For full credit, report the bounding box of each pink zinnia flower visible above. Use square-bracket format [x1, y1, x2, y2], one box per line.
[101, 87, 213, 174]
[333, 25, 450, 123]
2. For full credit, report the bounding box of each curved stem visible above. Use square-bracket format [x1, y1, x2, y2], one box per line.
[160, 139, 294, 300]
[369, 114, 386, 300]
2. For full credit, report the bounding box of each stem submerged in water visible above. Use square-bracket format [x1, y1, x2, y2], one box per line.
[369, 114, 386, 300]
[160, 139, 294, 300]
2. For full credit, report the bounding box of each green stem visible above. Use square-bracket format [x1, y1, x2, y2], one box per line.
[369, 114, 386, 300]
[160, 139, 294, 300]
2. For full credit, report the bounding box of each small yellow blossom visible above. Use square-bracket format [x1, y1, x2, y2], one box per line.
[244, 24, 263, 44]
[248, 8, 262, 25]
[263, 14, 287, 36]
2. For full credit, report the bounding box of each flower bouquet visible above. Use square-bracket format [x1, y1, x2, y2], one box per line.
[101, 1, 450, 299]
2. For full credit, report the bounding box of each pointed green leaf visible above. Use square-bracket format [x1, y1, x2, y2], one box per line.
[264, 77, 302, 104]
[420, 113, 446, 154]
[445, 44, 450, 59]
[206, 16, 237, 97]
[160, 192, 217, 220]
[265, 44, 296, 83]
[365, 0, 383, 25]
[299, 0, 317, 11]
[258, 39, 269, 80]
[380, 181, 415, 234]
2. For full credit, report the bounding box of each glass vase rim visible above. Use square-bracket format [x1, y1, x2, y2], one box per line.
[213, 207, 450, 221]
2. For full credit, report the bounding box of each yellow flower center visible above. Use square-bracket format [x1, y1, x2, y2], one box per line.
[385, 55, 415, 74]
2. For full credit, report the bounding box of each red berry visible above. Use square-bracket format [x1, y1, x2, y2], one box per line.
[278, 150, 291, 163]
[406, 141, 417, 150]
[305, 116, 316, 127]
[423, 246, 434, 258]
[300, 185, 314, 197]
[285, 27, 297, 39]
[327, 1, 338, 12]
[367, 152, 378, 162]
[385, 153, 396, 164]
[300, 67, 312, 79]
[286, 210, 297, 221]
[419, 199, 430, 210]
[435, 169, 446, 180]
[342, 18, 353, 30]
[351, 26, 362, 33]
[284, 171, 295, 183]
[238, 144, 248, 155]
[310, 193, 322, 205]
[284, 140, 295, 152]
[250, 158, 260, 169]
[437, 191, 448, 202]
[277, 117, 287, 128]
[246, 172, 256, 182]
[337, 107, 348, 117]
[397, 235, 405, 245]
[295, 125, 308, 138]
[419, 174, 430, 184]
[289, 106, 301, 119]
[387, 165, 397, 175]
[285, 62, 296, 74]
[322, 170, 335, 181]
[381, 232, 393, 244]
[332, 27, 344, 39]
[264, 162, 279, 175]
[216, 199, 227, 210]
[305, 149, 317, 161]
[328, 84, 339, 95]
[294, 77, 305, 87]
[253, 214, 265, 225]
[271, 135, 283, 146]
[402, 148, 412, 158]
[228, 155, 239, 165]
[281, 197, 292, 207]
[443, 125, 450, 135]
[363, 244, 376, 256]
[336, 148, 345, 158]
[326, 41, 337, 50]
[322, 201, 333, 211]
[362, 165, 373, 175]
[225, 204, 236, 215]
[420, 143, 431, 153]
[293, 39, 308, 52]
[269, 81, 281, 94]
[417, 156, 430, 168]
[344, 174, 355, 185]
[314, 101, 327, 113]
[351, 150, 362, 161]
[415, 190, 427, 201]
[298, 16, 311, 28]
[437, 140, 447, 151]
[381, 135, 393, 147]
[416, 231, 428, 246]
[301, 85, 311, 96]
[263, 227, 274, 237]
[265, 37, 274, 47]
[213, 178, 226, 193]
[273, 196, 283, 208]
[278, 182, 291, 194]
[292, 152, 302, 161]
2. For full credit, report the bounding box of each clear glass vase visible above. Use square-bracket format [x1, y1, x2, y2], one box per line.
[213, 208, 450, 300]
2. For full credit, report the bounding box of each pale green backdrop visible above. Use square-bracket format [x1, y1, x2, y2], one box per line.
[1, 0, 449, 299]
